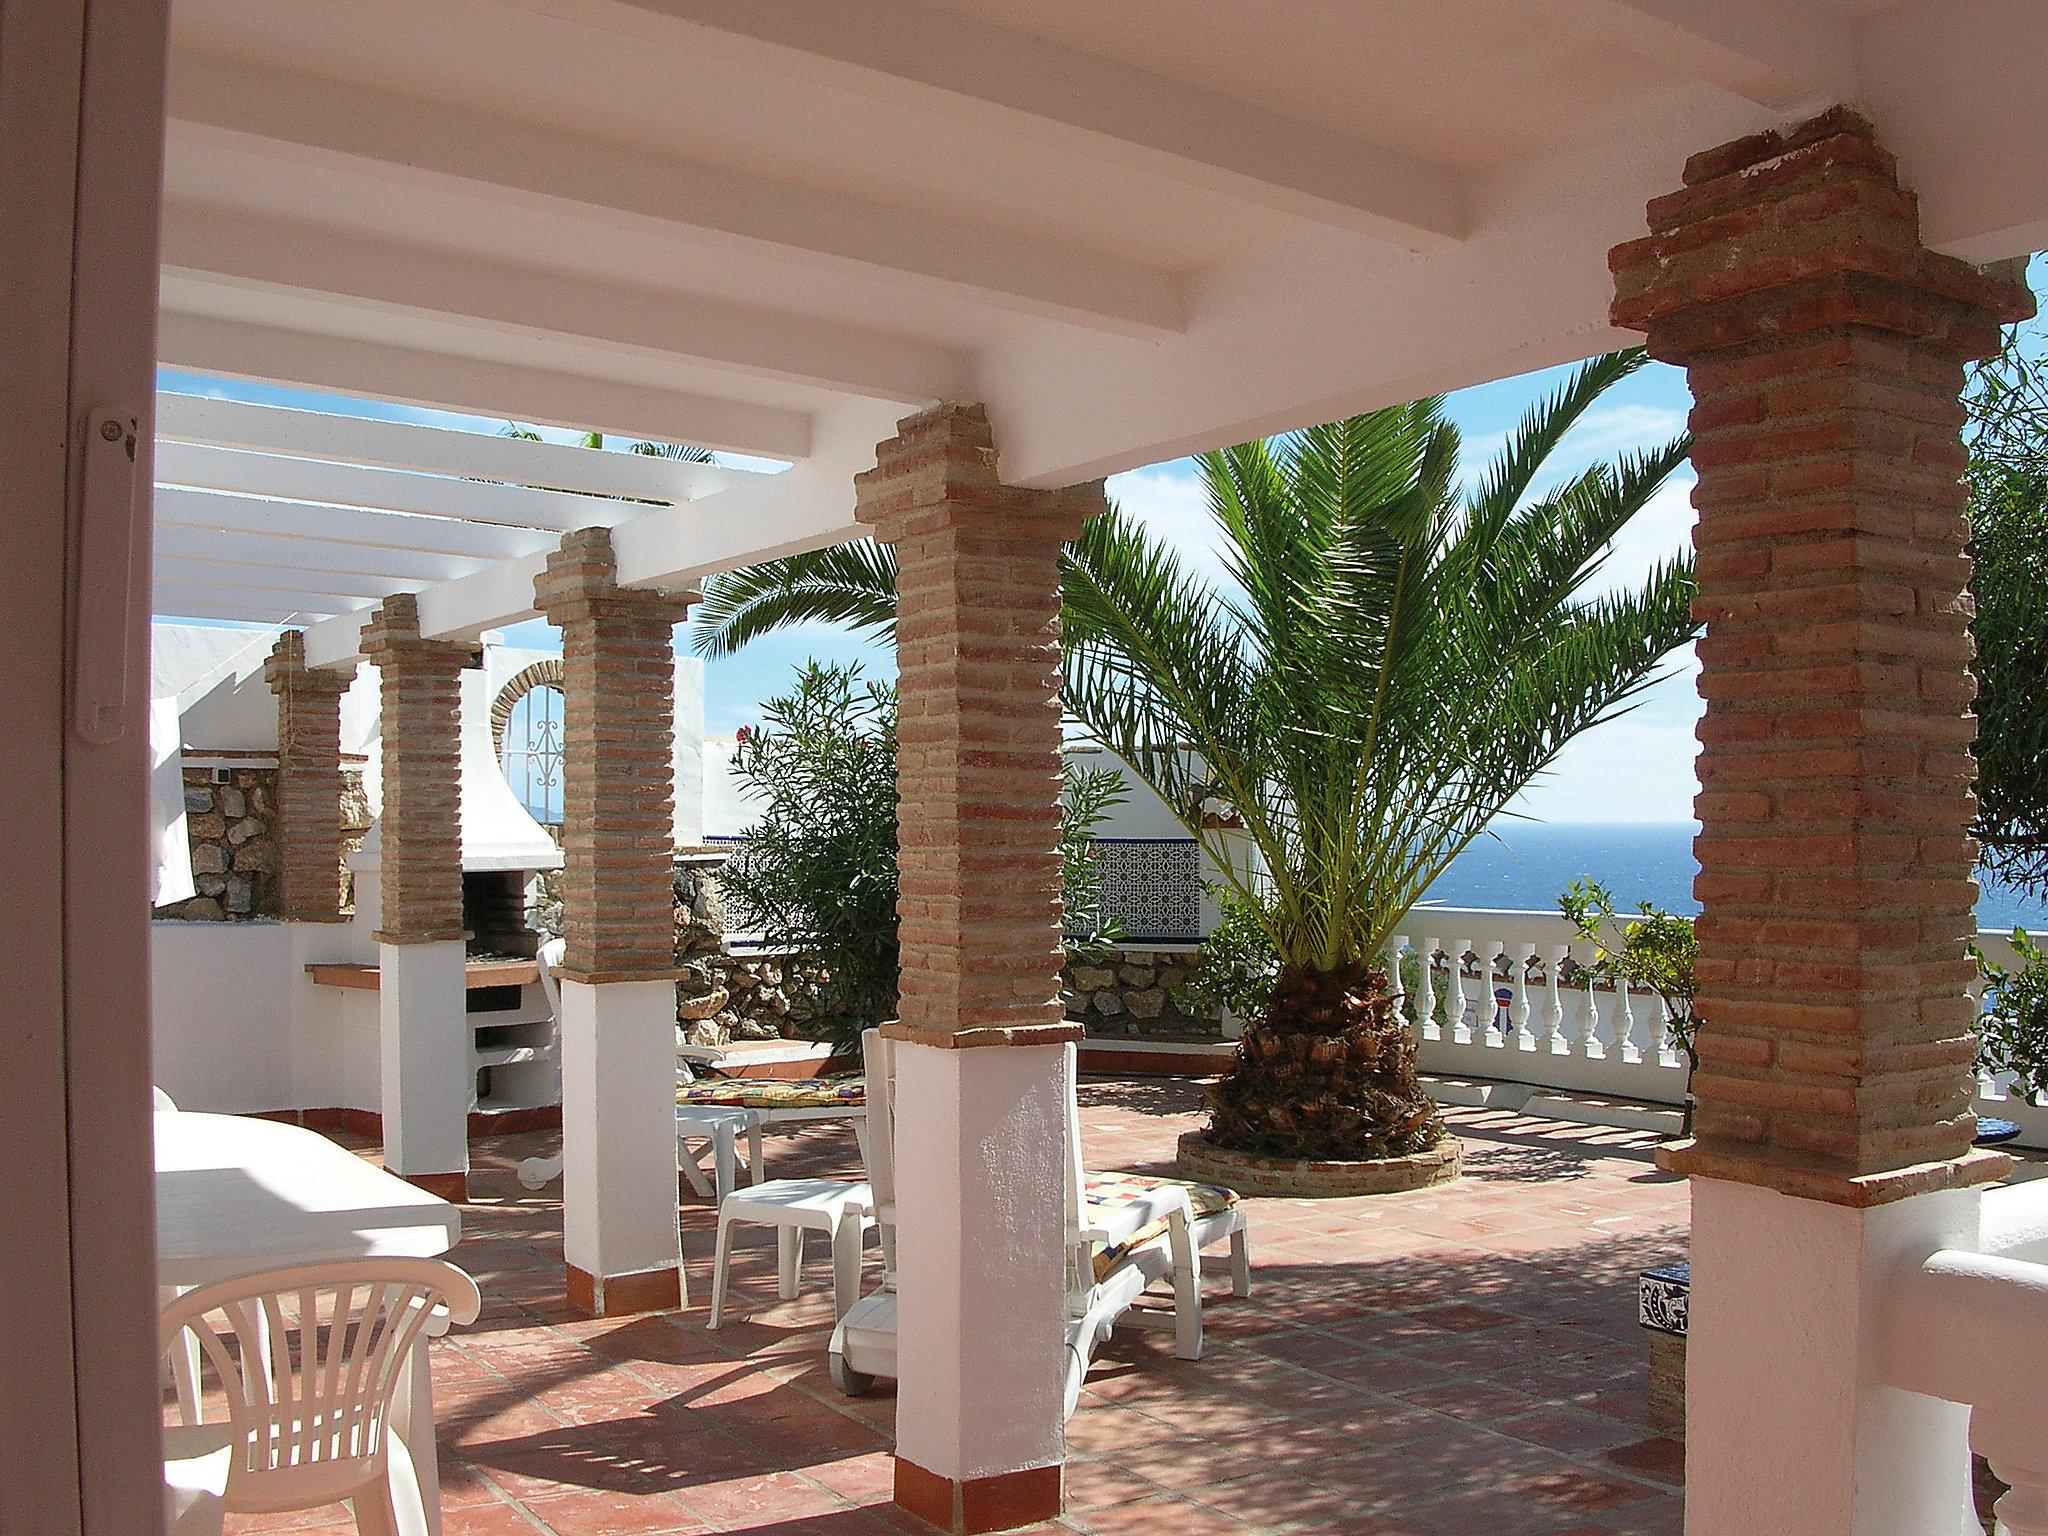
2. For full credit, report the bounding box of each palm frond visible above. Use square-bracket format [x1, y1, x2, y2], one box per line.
[688, 542, 900, 658]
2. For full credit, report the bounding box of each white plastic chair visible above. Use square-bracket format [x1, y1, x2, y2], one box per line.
[708, 1174, 875, 1328]
[160, 1256, 481, 1536]
[828, 1032, 1242, 1416]
[153, 1085, 204, 1426]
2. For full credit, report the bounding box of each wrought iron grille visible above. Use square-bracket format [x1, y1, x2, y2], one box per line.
[500, 683, 565, 825]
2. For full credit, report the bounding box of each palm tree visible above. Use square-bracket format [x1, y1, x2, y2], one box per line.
[690, 350, 1697, 1161]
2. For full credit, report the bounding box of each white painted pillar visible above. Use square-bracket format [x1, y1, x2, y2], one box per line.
[377, 939, 470, 1197]
[853, 405, 1104, 1531]
[534, 530, 692, 1317]
[560, 977, 686, 1314]
[1686, 1178, 1983, 1536]
[893, 1042, 1070, 1499]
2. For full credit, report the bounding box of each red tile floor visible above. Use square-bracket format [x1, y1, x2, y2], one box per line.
[227, 1079, 1692, 1536]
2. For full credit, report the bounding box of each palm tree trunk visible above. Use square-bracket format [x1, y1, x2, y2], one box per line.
[1208, 961, 1444, 1160]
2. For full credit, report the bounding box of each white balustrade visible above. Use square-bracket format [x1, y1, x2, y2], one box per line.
[1378, 908, 2045, 1148]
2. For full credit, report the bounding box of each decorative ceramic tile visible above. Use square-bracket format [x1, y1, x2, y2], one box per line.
[1076, 838, 1203, 942]
[1639, 1261, 1690, 1336]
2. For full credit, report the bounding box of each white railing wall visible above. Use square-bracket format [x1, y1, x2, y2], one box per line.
[1384, 908, 2046, 1147]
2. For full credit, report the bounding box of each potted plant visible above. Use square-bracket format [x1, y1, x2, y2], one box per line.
[1557, 879, 1701, 1134]
[1975, 928, 2048, 1105]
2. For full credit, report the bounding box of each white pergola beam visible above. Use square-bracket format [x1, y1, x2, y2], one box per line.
[157, 310, 814, 461]
[415, 554, 551, 645]
[609, 401, 898, 588]
[156, 486, 543, 562]
[154, 555, 413, 603]
[1540, 0, 1855, 110]
[157, 392, 743, 503]
[297, 400, 904, 669]
[167, 51, 1186, 340]
[153, 581, 358, 624]
[154, 524, 480, 585]
[161, 202, 969, 406]
[606, 0, 1466, 251]
[157, 440, 651, 536]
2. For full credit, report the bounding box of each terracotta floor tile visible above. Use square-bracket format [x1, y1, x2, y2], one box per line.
[524, 1487, 706, 1534]
[224, 1096, 1696, 1536]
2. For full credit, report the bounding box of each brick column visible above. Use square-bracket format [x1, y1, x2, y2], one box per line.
[262, 631, 354, 923]
[1610, 108, 2035, 1536]
[359, 594, 475, 1199]
[535, 528, 692, 1317]
[854, 404, 1104, 1533]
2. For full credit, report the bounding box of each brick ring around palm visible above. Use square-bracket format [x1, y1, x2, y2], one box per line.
[1177, 1129, 1461, 1197]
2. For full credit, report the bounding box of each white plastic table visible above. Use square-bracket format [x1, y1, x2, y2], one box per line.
[154, 1111, 463, 1531]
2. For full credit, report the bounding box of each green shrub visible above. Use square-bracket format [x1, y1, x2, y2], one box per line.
[1976, 928, 2048, 1105]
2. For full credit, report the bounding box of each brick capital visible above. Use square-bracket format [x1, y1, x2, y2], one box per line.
[533, 526, 696, 626]
[358, 593, 479, 674]
[263, 629, 355, 697]
[1610, 107, 2032, 364]
[853, 403, 1106, 547]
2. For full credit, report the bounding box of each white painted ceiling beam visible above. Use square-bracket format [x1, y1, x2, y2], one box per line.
[414, 555, 552, 646]
[154, 524, 480, 585]
[161, 202, 968, 406]
[157, 486, 543, 562]
[157, 440, 652, 536]
[167, 51, 1184, 340]
[1535, 0, 1854, 110]
[600, 0, 1466, 251]
[299, 400, 903, 669]
[1857, 0, 2048, 264]
[154, 556, 413, 603]
[158, 310, 815, 461]
[153, 582, 356, 624]
[610, 400, 899, 590]
[157, 393, 743, 503]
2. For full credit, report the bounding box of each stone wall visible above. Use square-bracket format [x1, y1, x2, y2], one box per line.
[1064, 945, 1221, 1040]
[157, 761, 373, 923]
[158, 766, 279, 920]
[672, 853, 827, 1042]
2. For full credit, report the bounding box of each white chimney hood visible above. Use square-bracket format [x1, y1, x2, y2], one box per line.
[350, 666, 564, 876]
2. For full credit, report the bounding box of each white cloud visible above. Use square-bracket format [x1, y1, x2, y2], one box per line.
[1585, 475, 1698, 599]
[1106, 461, 1237, 590]
[1557, 402, 1689, 459]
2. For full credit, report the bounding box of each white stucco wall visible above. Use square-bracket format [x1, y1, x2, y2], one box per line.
[149, 921, 354, 1114]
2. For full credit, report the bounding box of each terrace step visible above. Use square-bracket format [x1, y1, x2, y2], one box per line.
[1424, 1074, 1683, 1136]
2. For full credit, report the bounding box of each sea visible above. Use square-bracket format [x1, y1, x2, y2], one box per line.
[1419, 821, 2048, 936]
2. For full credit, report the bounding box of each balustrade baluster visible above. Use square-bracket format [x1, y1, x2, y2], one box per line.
[1546, 944, 1570, 1054]
[1481, 941, 1508, 1051]
[1987, 1462, 2048, 1536]
[1418, 937, 1441, 1042]
[1584, 962, 1611, 1060]
[1385, 937, 1409, 1027]
[1617, 973, 1642, 1063]
[1513, 943, 1538, 1051]
[1451, 936, 1475, 1045]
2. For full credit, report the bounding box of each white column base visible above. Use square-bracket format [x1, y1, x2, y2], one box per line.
[1687, 1175, 1983, 1536]
[894, 1039, 1068, 1485]
[560, 978, 683, 1314]
[376, 939, 469, 1188]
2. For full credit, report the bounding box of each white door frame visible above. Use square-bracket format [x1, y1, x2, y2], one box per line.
[0, 1, 170, 1530]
